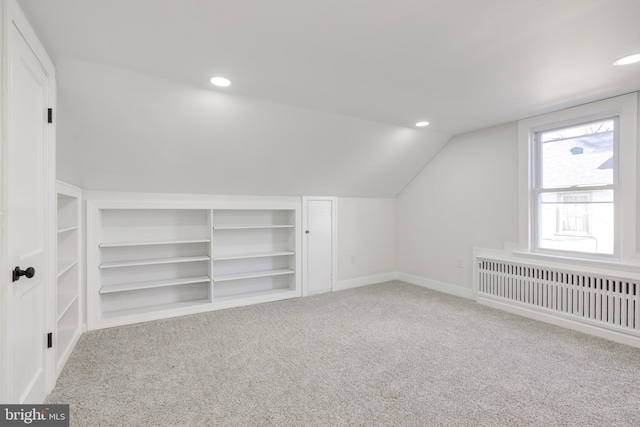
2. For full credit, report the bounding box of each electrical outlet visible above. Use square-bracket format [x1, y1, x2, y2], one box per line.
[350, 254, 356, 264]
[456, 258, 463, 269]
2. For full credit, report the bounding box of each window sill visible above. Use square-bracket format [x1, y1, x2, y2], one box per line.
[511, 249, 640, 274]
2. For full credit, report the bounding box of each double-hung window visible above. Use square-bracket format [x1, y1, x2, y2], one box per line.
[518, 93, 638, 261]
[534, 118, 617, 255]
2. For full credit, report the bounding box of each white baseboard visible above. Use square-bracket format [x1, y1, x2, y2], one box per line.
[308, 289, 332, 296]
[335, 271, 476, 299]
[334, 272, 399, 291]
[397, 273, 476, 300]
[477, 296, 640, 349]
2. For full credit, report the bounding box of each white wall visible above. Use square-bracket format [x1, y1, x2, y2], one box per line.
[337, 198, 396, 285]
[397, 91, 640, 292]
[397, 122, 519, 291]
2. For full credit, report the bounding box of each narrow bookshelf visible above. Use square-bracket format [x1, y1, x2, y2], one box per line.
[55, 181, 83, 377]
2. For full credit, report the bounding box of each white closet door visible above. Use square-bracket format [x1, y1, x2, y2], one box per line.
[305, 200, 333, 294]
[6, 21, 53, 403]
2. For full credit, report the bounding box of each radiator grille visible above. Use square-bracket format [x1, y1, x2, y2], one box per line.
[477, 258, 640, 335]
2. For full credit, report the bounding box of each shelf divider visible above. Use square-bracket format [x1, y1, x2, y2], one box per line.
[100, 238, 211, 248]
[57, 259, 78, 278]
[56, 294, 79, 322]
[213, 224, 294, 230]
[212, 251, 294, 261]
[214, 287, 295, 303]
[100, 255, 210, 269]
[57, 225, 79, 234]
[100, 299, 211, 320]
[213, 269, 295, 283]
[100, 276, 212, 294]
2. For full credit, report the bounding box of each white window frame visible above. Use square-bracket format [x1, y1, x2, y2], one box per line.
[533, 117, 618, 257]
[518, 93, 638, 263]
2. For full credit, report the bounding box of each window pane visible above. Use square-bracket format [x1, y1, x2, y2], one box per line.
[538, 190, 614, 254]
[540, 119, 614, 188]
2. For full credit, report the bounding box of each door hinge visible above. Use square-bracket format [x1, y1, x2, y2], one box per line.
[47, 108, 53, 124]
[47, 332, 53, 348]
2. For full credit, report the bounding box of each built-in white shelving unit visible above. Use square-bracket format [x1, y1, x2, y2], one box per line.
[87, 202, 301, 329]
[55, 182, 83, 376]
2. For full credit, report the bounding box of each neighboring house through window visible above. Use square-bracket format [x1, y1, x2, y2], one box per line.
[557, 193, 590, 236]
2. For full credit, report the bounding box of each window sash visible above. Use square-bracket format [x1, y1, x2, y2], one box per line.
[534, 187, 617, 256]
[534, 116, 619, 190]
[532, 116, 620, 257]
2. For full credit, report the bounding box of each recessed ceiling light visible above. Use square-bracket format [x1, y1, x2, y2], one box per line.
[415, 121, 430, 127]
[613, 53, 640, 66]
[210, 76, 231, 87]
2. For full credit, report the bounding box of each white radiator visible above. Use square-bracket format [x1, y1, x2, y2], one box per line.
[475, 254, 640, 338]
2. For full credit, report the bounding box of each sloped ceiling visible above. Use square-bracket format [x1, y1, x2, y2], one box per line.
[18, 0, 640, 196]
[54, 59, 450, 196]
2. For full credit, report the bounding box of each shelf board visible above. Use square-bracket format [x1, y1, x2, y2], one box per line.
[55, 326, 80, 371]
[214, 287, 295, 303]
[57, 225, 78, 234]
[212, 251, 294, 261]
[213, 269, 294, 282]
[58, 259, 78, 278]
[100, 298, 211, 320]
[57, 293, 78, 321]
[100, 276, 212, 294]
[100, 238, 211, 248]
[100, 255, 210, 269]
[213, 224, 295, 230]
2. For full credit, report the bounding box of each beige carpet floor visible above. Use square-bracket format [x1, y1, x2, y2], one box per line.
[47, 281, 640, 426]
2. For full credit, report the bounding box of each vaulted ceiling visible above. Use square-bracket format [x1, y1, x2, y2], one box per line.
[18, 0, 640, 196]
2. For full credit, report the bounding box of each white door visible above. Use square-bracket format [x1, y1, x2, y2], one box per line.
[6, 21, 53, 404]
[305, 200, 333, 295]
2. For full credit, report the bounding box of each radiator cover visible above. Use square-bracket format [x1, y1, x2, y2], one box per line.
[476, 253, 640, 338]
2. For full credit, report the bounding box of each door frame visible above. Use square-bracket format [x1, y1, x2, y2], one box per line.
[0, 0, 57, 402]
[301, 196, 337, 297]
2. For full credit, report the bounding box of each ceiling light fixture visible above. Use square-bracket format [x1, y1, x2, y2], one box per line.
[613, 53, 640, 66]
[210, 76, 231, 87]
[415, 121, 430, 127]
